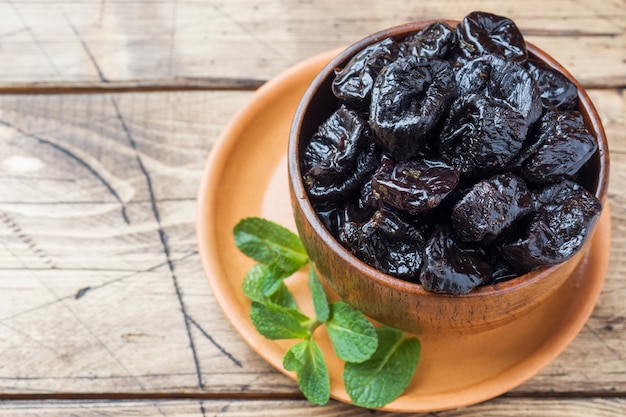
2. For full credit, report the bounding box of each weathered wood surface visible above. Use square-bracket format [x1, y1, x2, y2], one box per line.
[0, 398, 626, 417]
[0, 0, 625, 415]
[0, 90, 624, 402]
[0, 0, 623, 89]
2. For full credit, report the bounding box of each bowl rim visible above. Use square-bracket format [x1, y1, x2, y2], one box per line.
[288, 19, 610, 299]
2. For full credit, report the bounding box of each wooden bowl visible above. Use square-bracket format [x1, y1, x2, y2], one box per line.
[288, 21, 610, 335]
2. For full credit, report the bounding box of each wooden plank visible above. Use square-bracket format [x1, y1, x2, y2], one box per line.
[0, 91, 292, 394]
[0, 398, 625, 416]
[0, 0, 622, 88]
[0, 90, 624, 398]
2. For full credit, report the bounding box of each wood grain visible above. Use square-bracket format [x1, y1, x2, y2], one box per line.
[1, 1, 625, 411]
[0, 0, 623, 88]
[0, 90, 625, 403]
[0, 398, 625, 416]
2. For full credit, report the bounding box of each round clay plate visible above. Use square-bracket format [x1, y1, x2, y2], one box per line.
[196, 50, 611, 412]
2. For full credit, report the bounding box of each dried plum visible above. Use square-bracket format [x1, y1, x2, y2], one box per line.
[456, 56, 542, 125]
[451, 173, 533, 242]
[420, 224, 493, 294]
[525, 58, 578, 110]
[500, 180, 602, 269]
[300, 12, 602, 293]
[439, 94, 528, 175]
[339, 208, 424, 280]
[303, 106, 378, 200]
[332, 38, 401, 110]
[456, 11, 527, 62]
[371, 154, 460, 214]
[519, 110, 597, 183]
[369, 56, 456, 159]
[401, 21, 457, 59]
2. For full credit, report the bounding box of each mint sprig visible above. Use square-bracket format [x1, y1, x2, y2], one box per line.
[234, 217, 309, 273]
[284, 339, 330, 405]
[326, 301, 378, 363]
[234, 217, 421, 408]
[344, 326, 421, 408]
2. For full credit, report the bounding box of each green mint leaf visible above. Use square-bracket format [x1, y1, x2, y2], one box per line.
[242, 263, 296, 304]
[308, 268, 329, 322]
[250, 302, 312, 340]
[242, 264, 270, 303]
[242, 265, 297, 309]
[283, 340, 308, 372]
[241, 264, 297, 308]
[259, 263, 293, 296]
[269, 283, 298, 310]
[326, 302, 377, 363]
[283, 339, 330, 405]
[234, 217, 309, 273]
[343, 326, 421, 409]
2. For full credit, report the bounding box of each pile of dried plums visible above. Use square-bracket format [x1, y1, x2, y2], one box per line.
[300, 11, 602, 294]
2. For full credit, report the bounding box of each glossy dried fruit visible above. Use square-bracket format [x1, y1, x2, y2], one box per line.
[456, 11, 527, 62]
[369, 56, 456, 159]
[332, 38, 401, 109]
[456, 56, 542, 124]
[303, 106, 378, 200]
[300, 12, 602, 292]
[339, 208, 424, 280]
[519, 110, 597, 183]
[371, 154, 460, 214]
[500, 180, 602, 269]
[439, 94, 528, 175]
[451, 173, 533, 242]
[525, 58, 578, 110]
[401, 21, 457, 59]
[420, 224, 493, 294]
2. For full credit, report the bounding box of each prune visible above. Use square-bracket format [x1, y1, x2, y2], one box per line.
[518, 110, 597, 183]
[451, 173, 533, 242]
[525, 58, 578, 110]
[490, 255, 519, 284]
[371, 154, 460, 214]
[439, 94, 528, 175]
[440, 57, 544, 174]
[358, 174, 381, 211]
[455, 58, 492, 96]
[300, 12, 602, 293]
[339, 208, 424, 280]
[401, 21, 457, 59]
[312, 201, 341, 237]
[456, 56, 542, 124]
[420, 224, 493, 294]
[500, 180, 602, 269]
[303, 106, 378, 200]
[369, 56, 456, 160]
[332, 38, 401, 110]
[456, 11, 527, 62]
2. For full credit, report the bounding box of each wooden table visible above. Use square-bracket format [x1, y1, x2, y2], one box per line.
[0, 1, 624, 415]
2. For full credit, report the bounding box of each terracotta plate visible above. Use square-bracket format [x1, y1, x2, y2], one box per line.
[196, 50, 611, 412]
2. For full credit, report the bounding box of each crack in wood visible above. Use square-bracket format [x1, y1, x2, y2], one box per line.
[208, 1, 289, 65]
[0, 118, 130, 224]
[187, 315, 243, 368]
[0, 210, 56, 268]
[584, 323, 625, 363]
[66, 15, 108, 83]
[199, 400, 207, 417]
[0, 241, 148, 390]
[110, 96, 205, 389]
[0, 250, 199, 324]
[8, 0, 61, 78]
